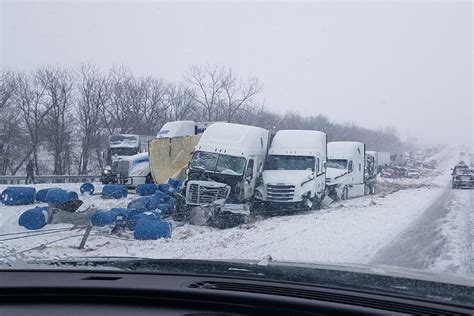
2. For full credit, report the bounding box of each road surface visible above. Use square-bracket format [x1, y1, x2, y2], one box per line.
[371, 186, 473, 277]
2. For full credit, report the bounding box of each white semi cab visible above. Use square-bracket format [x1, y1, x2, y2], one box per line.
[185, 122, 270, 206]
[326, 141, 374, 200]
[114, 121, 212, 187]
[255, 130, 327, 210]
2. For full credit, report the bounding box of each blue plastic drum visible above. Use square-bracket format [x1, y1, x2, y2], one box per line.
[2, 187, 36, 206]
[134, 220, 172, 240]
[18, 207, 49, 230]
[80, 182, 95, 195]
[101, 184, 128, 199]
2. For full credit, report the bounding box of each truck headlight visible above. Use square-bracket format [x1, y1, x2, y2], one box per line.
[103, 169, 110, 175]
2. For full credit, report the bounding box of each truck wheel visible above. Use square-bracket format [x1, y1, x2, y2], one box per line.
[452, 183, 457, 189]
[310, 197, 321, 210]
[341, 186, 349, 200]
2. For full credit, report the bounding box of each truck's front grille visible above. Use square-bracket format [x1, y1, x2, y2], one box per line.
[186, 181, 230, 205]
[112, 160, 130, 178]
[267, 184, 295, 202]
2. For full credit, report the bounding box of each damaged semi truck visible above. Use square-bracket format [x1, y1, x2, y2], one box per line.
[325, 141, 377, 200]
[254, 130, 327, 211]
[174, 122, 270, 220]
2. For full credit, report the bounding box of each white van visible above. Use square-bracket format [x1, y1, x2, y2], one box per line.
[184, 122, 270, 206]
[255, 130, 327, 210]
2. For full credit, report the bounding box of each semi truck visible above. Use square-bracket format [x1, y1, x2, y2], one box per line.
[182, 123, 270, 211]
[366, 151, 391, 170]
[254, 130, 327, 210]
[326, 141, 376, 200]
[100, 134, 151, 184]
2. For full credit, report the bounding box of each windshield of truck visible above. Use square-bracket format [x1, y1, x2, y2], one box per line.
[109, 148, 138, 157]
[327, 159, 348, 170]
[265, 155, 315, 171]
[190, 151, 246, 176]
[1, 0, 472, 306]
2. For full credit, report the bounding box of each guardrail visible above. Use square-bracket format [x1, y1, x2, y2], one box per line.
[0, 175, 101, 185]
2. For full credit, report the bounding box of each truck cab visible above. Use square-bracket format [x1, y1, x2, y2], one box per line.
[326, 141, 371, 200]
[184, 123, 270, 207]
[254, 130, 327, 210]
[101, 134, 141, 184]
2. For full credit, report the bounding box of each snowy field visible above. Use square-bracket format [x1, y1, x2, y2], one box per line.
[0, 148, 472, 279]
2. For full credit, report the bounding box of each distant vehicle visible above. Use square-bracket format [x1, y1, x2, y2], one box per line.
[326, 142, 376, 200]
[406, 168, 421, 179]
[381, 168, 395, 178]
[183, 123, 270, 210]
[367, 151, 391, 170]
[452, 169, 474, 189]
[254, 130, 327, 210]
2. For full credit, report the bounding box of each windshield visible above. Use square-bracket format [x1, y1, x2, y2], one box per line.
[190, 151, 246, 176]
[266, 155, 315, 171]
[0, 0, 472, 303]
[109, 148, 138, 157]
[327, 159, 348, 170]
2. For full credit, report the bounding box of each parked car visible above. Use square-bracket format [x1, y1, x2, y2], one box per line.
[406, 168, 421, 179]
[452, 168, 474, 189]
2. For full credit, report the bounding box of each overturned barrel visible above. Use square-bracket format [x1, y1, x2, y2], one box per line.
[80, 182, 95, 195]
[127, 211, 161, 231]
[136, 183, 158, 196]
[2, 187, 36, 206]
[18, 206, 49, 230]
[91, 210, 117, 226]
[45, 188, 70, 205]
[102, 184, 128, 199]
[134, 219, 172, 240]
[167, 178, 182, 190]
[36, 188, 53, 203]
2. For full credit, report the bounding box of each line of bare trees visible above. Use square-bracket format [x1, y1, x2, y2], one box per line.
[0, 63, 401, 176]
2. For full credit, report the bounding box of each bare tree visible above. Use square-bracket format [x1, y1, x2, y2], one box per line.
[185, 64, 226, 121]
[16, 71, 51, 174]
[138, 76, 168, 135]
[76, 63, 111, 174]
[166, 83, 197, 121]
[221, 69, 262, 122]
[38, 67, 74, 175]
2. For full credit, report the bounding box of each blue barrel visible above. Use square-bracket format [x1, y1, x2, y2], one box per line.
[91, 210, 117, 226]
[18, 207, 49, 230]
[102, 184, 128, 199]
[136, 183, 158, 196]
[157, 184, 172, 194]
[36, 188, 53, 203]
[157, 203, 173, 216]
[45, 188, 70, 205]
[167, 178, 182, 189]
[126, 211, 161, 231]
[2, 187, 36, 206]
[80, 182, 95, 195]
[134, 220, 172, 240]
[128, 196, 152, 211]
[68, 191, 79, 201]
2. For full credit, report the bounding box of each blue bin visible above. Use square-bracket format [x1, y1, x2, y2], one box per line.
[68, 191, 79, 201]
[91, 210, 117, 226]
[167, 178, 182, 189]
[44, 188, 70, 205]
[157, 184, 172, 194]
[134, 220, 172, 240]
[102, 184, 128, 199]
[127, 196, 152, 211]
[136, 183, 158, 196]
[2, 187, 36, 206]
[18, 207, 49, 230]
[157, 203, 173, 216]
[36, 188, 53, 203]
[127, 211, 161, 231]
[80, 182, 95, 195]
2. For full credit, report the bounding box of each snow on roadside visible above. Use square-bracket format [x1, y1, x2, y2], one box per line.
[430, 190, 473, 277]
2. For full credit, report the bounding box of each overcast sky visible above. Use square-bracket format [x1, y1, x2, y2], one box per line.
[1, 0, 472, 146]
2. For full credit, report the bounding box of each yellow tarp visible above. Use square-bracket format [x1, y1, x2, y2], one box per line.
[148, 135, 201, 184]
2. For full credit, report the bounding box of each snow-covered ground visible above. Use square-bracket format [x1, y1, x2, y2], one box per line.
[0, 147, 472, 279]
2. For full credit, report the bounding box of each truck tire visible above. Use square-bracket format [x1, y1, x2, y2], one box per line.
[341, 186, 349, 200]
[452, 183, 457, 189]
[310, 197, 321, 210]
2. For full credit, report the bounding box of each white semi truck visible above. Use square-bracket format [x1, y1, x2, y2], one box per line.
[254, 130, 327, 210]
[366, 151, 391, 170]
[183, 122, 270, 208]
[326, 141, 376, 200]
[104, 121, 211, 187]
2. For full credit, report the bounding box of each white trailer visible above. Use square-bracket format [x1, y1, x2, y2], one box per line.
[255, 130, 327, 210]
[326, 141, 376, 200]
[184, 123, 270, 207]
